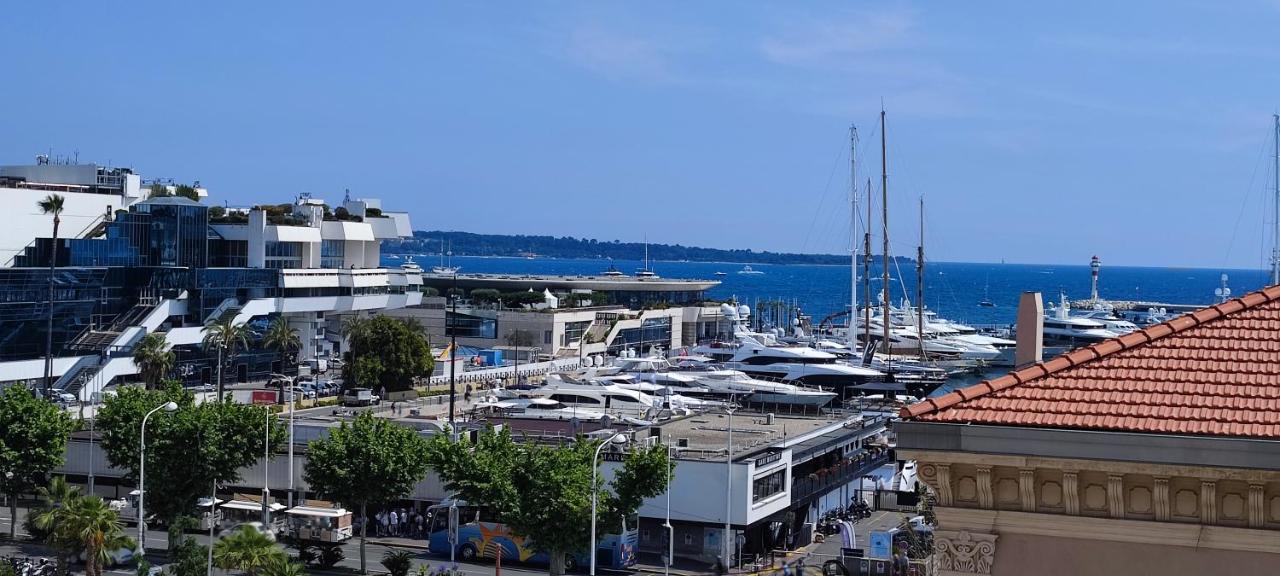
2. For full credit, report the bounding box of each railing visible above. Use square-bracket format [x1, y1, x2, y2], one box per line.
[791, 450, 892, 503]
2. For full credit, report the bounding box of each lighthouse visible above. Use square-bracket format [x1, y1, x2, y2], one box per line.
[1090, 255, 1101, 301]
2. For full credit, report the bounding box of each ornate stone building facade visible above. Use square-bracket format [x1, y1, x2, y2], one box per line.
[899, 285, 1280, 576]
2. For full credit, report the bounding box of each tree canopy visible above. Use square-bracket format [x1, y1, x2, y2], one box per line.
[344, 316, 433, 392]
[95, 384, 285, 535]
[425, 428, 672, 575]
[303, 413, 431, 573]
[0, 386, 75, 538]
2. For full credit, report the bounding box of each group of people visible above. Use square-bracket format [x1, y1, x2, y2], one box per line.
[370, 507, 431, 539]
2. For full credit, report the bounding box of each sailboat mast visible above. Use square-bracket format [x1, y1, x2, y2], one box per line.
[880, 109, 891, 375]
[1273, 114, 1279, 286]
[864, 178, 872, 348]
[849, 125, 859, 351]
[917, 197, 925, 358]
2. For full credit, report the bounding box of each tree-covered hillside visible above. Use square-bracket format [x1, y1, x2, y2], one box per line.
[383, 231, 913, 266]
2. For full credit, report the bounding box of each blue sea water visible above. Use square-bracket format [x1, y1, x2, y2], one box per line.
[391, 255, 1271, 326]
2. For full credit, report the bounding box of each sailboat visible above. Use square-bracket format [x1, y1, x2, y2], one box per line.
[431, 237, 460, 275]
[635, 239, 659, 278]
[979, 275, 995, 307]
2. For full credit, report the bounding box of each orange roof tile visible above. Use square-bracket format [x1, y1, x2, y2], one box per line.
[902, 284, 1280, 438]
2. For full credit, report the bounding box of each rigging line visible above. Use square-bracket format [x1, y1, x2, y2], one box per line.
[1222, 124, 1272, 269]
[800, 136, 849, 255]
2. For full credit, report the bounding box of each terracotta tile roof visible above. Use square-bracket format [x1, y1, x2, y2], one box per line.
[902, 285, 1280, 438]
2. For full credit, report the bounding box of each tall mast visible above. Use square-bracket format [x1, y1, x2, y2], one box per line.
[880, 109, 891, 377]
[849, 125, 859, 351]
[916, 197, 925, 358]
[1273, 114, 1279, 286]
[864, 178, 873, 349]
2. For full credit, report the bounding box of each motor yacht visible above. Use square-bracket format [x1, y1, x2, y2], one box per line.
[1039, 295, 1122, 346]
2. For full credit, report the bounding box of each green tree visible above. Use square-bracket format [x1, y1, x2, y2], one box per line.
[166, 535, 209, 576]
[213, 525, 284, 576]
[96, 384, 284, 548]
[500, 291, 545, 307]
[0, 385, 75, 538]
[40, 495, 134, 576]
[209, 205, 227, 220]
[202, 317, 251, 399]
[344, 316, 433, 392]
[425, 428, 672, 576]
[303, 413, 430, 574]
[262, 317, 300, 376]
[339, 315, 368, 372]
[468, 288, 500, 304]
[37, 193, 65, 396]
[133, 333, 175, 390]
[173, 185, 200, 202]
[147, 184, 172, 198]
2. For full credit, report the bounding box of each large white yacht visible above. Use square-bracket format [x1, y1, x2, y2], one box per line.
[528, 379, 659, 419]
[692, 368, 837, 407]
[1040, 295, 1122, 346]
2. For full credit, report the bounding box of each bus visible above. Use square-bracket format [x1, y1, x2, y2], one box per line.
[425, 501, 638, 572]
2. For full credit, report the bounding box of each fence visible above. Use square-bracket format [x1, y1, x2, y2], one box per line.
[423, 357, 583, 387]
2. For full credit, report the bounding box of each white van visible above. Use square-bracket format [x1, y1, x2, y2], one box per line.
[341, 388, 379, 407]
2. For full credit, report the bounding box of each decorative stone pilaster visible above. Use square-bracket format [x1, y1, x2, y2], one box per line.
[1107, 474, 1124, 518]
[935, 530, 998, 575]
[1201, 480, 1217, 525]
[976, 467, 993, 509]
[1154, 476, 1170, 521]
[1249, 483, 1264, 528]
[1063, 471, 1080, 516]
[1018, 469, 1036, 513]
[937, 464, 954, 507]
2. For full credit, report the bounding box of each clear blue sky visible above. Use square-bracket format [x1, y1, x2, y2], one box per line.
[4, 1, 1279, 268]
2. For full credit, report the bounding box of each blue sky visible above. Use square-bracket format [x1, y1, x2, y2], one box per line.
[3, 1, 1280, 268]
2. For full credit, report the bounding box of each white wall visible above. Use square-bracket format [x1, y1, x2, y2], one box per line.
[0, 186, 133, 264]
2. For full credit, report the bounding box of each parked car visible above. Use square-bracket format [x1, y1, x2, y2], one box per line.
[219, 521, 277, 542]
[289, 385, 315, 400]
[80, 546, 135, 568]
[341, 388, 380, 407]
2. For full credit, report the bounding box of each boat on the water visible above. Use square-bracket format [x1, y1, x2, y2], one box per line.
[737, 265, 764, 275]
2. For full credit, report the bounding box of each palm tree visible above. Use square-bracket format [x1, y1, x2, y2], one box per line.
[339, 315, 368, 380]
[259, 556, 307, 576]
[213, 525, 284, 576]
[33, 476, 82, 574]
[202, 317, 250, 400]
[262, 317, 301, 376]
[38, 193, 65, 398]
[41, 496, 133, 576]
[132, 333, 175, 389]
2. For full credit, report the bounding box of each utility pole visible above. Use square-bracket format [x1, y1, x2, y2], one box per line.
[448, 272, 458, 428]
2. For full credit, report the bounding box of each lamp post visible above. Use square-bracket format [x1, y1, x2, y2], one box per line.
[590, 433, 628, 576]
[287, 387, 295, 508]
[138, 401, 178, 555]
[448, 272, 458, 428]
[723, 399, 738, 569]
[263, 408, 272, 526]
[664, 435, 673, 576]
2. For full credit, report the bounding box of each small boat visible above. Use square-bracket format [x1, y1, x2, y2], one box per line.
[979, 299, 995, 308]
[978, 274, 995, 307]
[737, 265, 764, 275]
[714, 271, 727, 276]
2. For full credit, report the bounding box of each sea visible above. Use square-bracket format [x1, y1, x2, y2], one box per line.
[387, 254, 1272, 394]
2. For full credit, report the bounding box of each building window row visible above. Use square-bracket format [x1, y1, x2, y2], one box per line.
[752, 469, 786, 502]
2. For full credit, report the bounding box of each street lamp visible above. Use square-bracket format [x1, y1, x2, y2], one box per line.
[723, 398, 738, 569]
[590, 433, 628, 576]
[263, 407, 272, 526]
[138, 400, 178, 555]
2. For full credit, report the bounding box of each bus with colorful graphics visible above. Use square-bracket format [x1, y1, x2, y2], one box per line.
[425, 500, 638, 572]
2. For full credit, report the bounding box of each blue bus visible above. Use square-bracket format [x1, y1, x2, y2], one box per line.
[425, 502, 638, 572]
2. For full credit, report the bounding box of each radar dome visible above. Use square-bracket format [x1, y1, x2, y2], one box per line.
[737, 304, 751, 317]
[719, 303, 739, 320]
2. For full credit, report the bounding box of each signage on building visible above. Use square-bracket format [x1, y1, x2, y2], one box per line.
[868, 531, 892, 559]
[251, 390, 277, 405]
[754, 451, 782, 467]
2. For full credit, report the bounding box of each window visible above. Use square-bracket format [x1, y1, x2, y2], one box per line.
[561, 320, 591, 346]
[683, 533, 693, 546]
[544, 330, 553, 345]
[549, 393, 601, 405]
[321, 240, 345, 269]
[265, 241, 303, 269]
[752, 470, 786, 502]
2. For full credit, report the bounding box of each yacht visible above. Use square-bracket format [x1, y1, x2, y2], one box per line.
[693, 368, 837, 407]
[1040, 295, 1121, 346]
[714, 271, 727, 276]
[471, 397, 653, 426]
[528, 380, 659, 419]
[1074, 309, 1140, 335]
[400, 257, 423, 274]
[737, 265, 764, 275]
[693, 336, 884, 391]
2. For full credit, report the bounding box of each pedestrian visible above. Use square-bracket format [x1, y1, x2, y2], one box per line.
[379, 510, 389, 537]
[464, 384, 472, 402]
[389, 508, 399, 536]
[417, 513, 425, 538]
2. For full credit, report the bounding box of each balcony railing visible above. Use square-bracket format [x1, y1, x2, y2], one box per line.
[791, 450, 893, 503]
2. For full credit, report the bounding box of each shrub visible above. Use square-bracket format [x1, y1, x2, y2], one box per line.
[381, 550, 413, 576]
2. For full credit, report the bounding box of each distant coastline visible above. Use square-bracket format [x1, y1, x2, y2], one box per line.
[384, 230, 915, 266]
